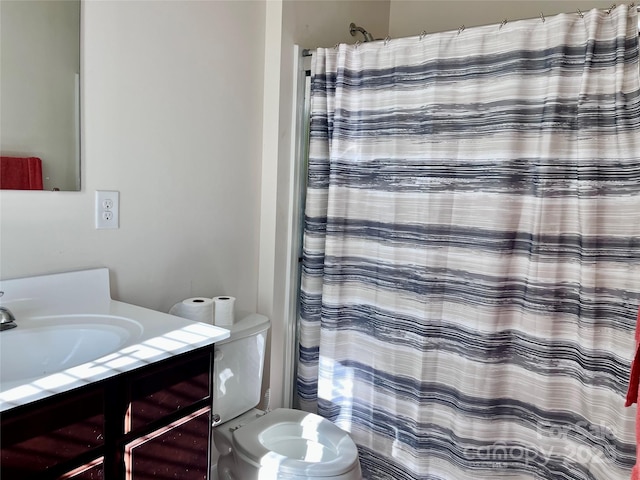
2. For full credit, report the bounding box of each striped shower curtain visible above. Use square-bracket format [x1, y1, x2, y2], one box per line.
[298, 5, 640, 480]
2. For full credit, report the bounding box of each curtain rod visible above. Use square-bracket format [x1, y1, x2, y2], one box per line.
[302, 4, 639, 56]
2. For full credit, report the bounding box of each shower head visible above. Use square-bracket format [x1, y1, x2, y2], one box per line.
[349, 22, 374, 42]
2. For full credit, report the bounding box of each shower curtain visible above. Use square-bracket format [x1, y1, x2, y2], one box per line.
[298, 5, 640, 480]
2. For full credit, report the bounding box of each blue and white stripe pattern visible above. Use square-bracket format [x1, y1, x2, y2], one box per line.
[298, 5, 640, 480]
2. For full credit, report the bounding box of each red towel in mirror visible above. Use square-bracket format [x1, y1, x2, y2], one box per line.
[0, 156, 43, 190]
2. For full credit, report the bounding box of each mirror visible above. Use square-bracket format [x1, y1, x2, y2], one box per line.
[0, 0, 81, 191]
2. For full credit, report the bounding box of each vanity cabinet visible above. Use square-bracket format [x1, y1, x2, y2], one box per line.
[0, 345, 214, 480]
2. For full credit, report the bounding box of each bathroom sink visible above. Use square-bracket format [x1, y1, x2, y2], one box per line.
[0, 267, 230, 412]
[0, 315, 143, 383]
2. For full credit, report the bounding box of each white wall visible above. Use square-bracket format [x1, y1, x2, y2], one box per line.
[0, 1, 266, 320]
[389, 0, 622, 38]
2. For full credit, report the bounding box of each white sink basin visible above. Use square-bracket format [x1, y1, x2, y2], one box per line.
[0, 315, 143, 383]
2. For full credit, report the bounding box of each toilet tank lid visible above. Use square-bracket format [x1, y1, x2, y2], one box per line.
[215, 313, 270, 345]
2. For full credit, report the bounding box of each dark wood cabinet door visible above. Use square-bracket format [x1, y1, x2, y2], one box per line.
[125, 407, 210, 480]
[127, 351, 210, 433]
[0, 386, 104, 478]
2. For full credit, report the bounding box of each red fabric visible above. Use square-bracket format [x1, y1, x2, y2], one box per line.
[625, 308, 640, 480]
[626, 346, 640, 407]
[0, 156, 43, 190]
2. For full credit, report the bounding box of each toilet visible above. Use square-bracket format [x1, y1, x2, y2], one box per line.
[212, 314, 362, 480]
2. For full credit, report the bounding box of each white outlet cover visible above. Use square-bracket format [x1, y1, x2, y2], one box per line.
[95, 190, 119, 229]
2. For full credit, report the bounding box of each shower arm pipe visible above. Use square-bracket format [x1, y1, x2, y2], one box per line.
[349, 22, 374, 42]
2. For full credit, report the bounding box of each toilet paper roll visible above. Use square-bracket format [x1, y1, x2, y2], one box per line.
[213, 296, 235, 326]
[169, 297, 214, 325]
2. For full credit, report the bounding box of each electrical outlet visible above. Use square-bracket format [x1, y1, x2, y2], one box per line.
[95, 191, 119, 229]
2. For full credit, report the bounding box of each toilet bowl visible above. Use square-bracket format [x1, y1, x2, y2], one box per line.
[215, 408, 362, 480]
[211, 314, 362, 480]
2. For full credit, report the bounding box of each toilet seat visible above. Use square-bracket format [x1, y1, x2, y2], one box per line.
[232, 408, 360, 477]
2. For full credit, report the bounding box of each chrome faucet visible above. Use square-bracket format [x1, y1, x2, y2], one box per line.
[0, 291, 16, 331]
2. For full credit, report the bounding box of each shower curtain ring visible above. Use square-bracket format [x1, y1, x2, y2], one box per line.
[355, 40, 361, 48]
[499, 19, 508, 29]
[457, 25, 465, 35]
[419, 30, 427, 40]
[540, 12, 546, 23]
[607, 4, 616, 13]
[384, 36, 391, 45]
[577, 8, 584, 18]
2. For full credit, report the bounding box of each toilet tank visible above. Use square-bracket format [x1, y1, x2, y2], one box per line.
[212, 314, 270, 423]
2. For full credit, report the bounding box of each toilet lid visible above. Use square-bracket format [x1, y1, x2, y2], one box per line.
[233, 408, 360, 477]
